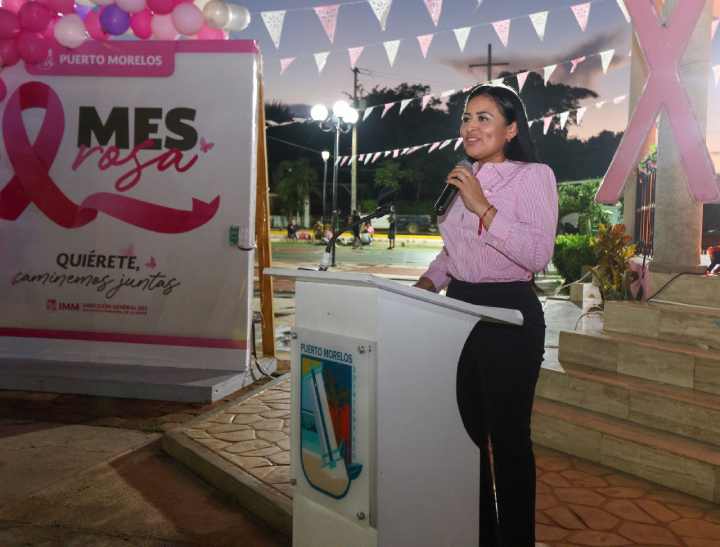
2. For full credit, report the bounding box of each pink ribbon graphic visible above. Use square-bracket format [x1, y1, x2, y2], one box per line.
[0, 82, 220, 233]
[596, 0, 719, 204]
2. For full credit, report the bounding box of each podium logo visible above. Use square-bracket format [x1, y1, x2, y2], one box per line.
[46, 299, 79, 312]
[299, 353, 362, 500]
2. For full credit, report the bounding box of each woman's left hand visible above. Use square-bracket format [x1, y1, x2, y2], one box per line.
[446, 165, 491, 217]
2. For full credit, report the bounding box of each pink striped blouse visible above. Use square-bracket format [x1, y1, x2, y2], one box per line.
[422, 160, 558, 290]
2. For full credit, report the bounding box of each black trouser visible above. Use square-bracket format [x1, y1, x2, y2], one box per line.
[448, 279, 545, 547]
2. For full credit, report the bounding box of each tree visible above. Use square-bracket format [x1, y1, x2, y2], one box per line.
[274, 159, 318, 220]
[557, 179, 610, 233]
[374, 161, 412, 192]
[266, 101, 294, 123]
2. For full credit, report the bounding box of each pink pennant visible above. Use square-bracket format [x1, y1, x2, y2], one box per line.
[372, 152, 382, 162]
[417, 33, 434, 58]
[492, 19, 510, 47]
[576, 106, 587, 125]
[428, 142, 440, 153]
[381, 102, 395, 118]
[421, 94, 433, 111]
[424, 0, 442, 26]
[314, 4, 340, 43]
[570, 56, 586, 74]
[280, 57, 295, 74]
[516, 71, 529, 92]
[543, 115, 553, 135]
[454, 137, 463, 150]
[571, 3, 591, 32]
[340, 156, 349, 166]
[348, 46, 364, 68]
[713, 18, 719, 40]
[392, 149, 400, 158]
[439, 139, 453, 150]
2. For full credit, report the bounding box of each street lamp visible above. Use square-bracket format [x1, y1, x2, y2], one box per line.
[311, 100, 358, 267]
[321, 150, 330, 228]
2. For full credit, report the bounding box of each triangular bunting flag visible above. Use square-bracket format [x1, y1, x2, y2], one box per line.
[363, 106, 376, 121]
[427, 142, 439, 153]
[492, 19, 510, 47]
[595, 100, 607, 109]
[491, 78, 503, 86]
[616, 0, 630, 23]
[454, 26, 471, 52]
[714, 65, 720, 86]
[559, 111, 569, 130]
[576, 106, 587, 125]
[417, 33, 434, 58]
[421, 94, 433, 111]
[600, 49, 614, 74]
[314, 5, 340, 43]
[372, 152, 382, 162]
[399, 98, 413, 114]
[570, 56, 586, 73]
[424, 0, 442, 26]
[261, 10, 286, 49]
[516, 71, 529, 92]
[543, 64, 557, 85]
[358, 154, 365, 162]
[528, 11, 548, 41]
[314, 51, 330, 73]
[368, 0, 392, 31]
[280, 57, 295, 74]
[528, 120, 534, 129]
[440, 89, 456, 97]
[543, 116, 553, 135]
[384, 40, 400, 67]
[613, 95, 627, 104]
[335, 157, 341, 166]
[712, 18, 719, 40]
[401, 147, 410, 155]
[340, 157, 348, 166]
[349, 46, 364, 68]
[384, 151, 392, 157]
[439, 139, 453, 150]
[363, 154, 372, 164]
[571, 3, 591, 32]
[392, 149, 400, 158]
[381, 102, 395, 118]
[454, 137, 463, 150]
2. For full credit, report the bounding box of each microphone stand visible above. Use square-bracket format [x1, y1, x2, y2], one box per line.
[319, 204, 391, 271]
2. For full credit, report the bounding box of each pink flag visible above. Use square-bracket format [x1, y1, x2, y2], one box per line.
[417, 33, 434, 58]
[516, 71, 529, 92]
[421, 94, 433, 110]
[314, 4, 340, 43]
[570, 56, 586, 73]
[428, 142, 440, 153]
[363, 106, 376, 121]
[528, 120, 535, 130]
[399, 98, 413, 114]
[438, 139, 453, 150]
[492, 19, 510, 47]
[280, 57, 295, 74]
[571, 3, 591, 32]
[348, 46, 364, 68]
[543, 115, 553, 135]
[454, 137, 463, 150]
[372, 152, 382, 162]
[424, 0, 442, 26]
[381, 102, 395, 118]
[384, 151, 392, 158]
[576, 106, 587, 125]
[713, 18, 719, 40]
[340, 156, 349, 166]
[393, 149, 400, 158]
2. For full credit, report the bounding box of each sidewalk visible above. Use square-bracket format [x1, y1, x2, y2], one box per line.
[164, 298, 720, 546]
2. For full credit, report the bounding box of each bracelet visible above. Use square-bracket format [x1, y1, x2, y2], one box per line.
[480, 204, 496, 224]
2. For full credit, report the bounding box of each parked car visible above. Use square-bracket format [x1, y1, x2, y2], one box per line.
[373, 214, 435, 234]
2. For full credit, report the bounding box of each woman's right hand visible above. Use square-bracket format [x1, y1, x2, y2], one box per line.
[414, 276, 437, 292]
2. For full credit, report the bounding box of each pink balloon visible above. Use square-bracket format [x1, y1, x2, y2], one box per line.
[195, 23, 225, 40]
[3, 0, 26, 14]
[130, 8, 151, 38]
[116, 0, 146, 14]
[48, 0, 75, 15]
[18, 2, 52, 33]
[150, 13, 176, 39]
[84, 9, 107, 40]
[0, 9, 20, 39]
[16, 31, 50, 64]
[43, 15, 57, 42]
[0, 79, 6, 102]
[0, 37, 20, 66]
[146, 0, 173, 15]
[172, 0, 192, 5]
[171, 2, 201, 35]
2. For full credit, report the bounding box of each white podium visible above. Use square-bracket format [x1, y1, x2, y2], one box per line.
[265, 268, 523, 547]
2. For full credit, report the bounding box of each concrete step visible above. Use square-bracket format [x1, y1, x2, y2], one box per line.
[604, 300, 720, 351]
[648, 271, 720, 308]
[558, 330, 720, 395]
[531, 398, 720, 503]
[536, 362, 720, 446]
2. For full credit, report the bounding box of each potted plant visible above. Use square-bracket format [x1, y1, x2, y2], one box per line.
[590, 224, 637, 302]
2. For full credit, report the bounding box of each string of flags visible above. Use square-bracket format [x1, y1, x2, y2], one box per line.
[268, 45, 622, 128]
[272, 0, 628, 74]
[333, 94, 630, 167]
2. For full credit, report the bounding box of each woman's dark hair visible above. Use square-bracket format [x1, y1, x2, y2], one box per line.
[463, 83, 538, 163]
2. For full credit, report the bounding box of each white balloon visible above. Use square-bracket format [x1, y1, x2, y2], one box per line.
[116, 0, 147, 14]
[54, 14, 88, 49]
[194, 0, 212, 11]
[202, 0, 228, 29]
[90, 0, 115, 6]
[225, 4, 250, 31]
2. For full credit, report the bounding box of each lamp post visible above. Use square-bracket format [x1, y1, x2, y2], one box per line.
[310, 101, 358, 267]
[321, 150, 330, 227]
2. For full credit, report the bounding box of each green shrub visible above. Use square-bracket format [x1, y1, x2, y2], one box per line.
[553, 234, 596, 283]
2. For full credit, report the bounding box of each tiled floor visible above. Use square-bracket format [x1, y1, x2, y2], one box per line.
[184, 378, 720, 546]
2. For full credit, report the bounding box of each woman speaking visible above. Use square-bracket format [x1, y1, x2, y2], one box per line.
[416, 83, 558, 546]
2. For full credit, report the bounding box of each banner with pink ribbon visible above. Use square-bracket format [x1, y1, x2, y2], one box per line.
[0, 40, 259, 372]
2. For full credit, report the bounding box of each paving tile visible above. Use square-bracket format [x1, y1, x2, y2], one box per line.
[535, 523, 569, 542]
[685, 538, 720, 547]
[257, 430, 287, 442]
[648, 490, 716, 510]
[605, 473, 654, 489]
[268, 452, 290, 465]
[560, 470, 609, 488]
[233, 405, 272, 415]
[536, 481, 552, 494]
[245, 466, 275, 480]
[277, 438, 290, 451]
[544, 506, 586, 530]
[635, 499, 681, 523]
[565, 530, 633, 545]
[184, 429, 211, 440]
[221, 454, 271, 469]
[260, 410, 291, 419]
[539, 472, 573, 487]
[253, 419, 284, 431]
[535, 511, 554, 525]
[553, 488, 606, 507]
[568, 505, 619, 531]
[194, 438, 231, 451]
[212, 430, 255, 442]
[617, 522, 680, 545]
[264, 466, 291, 484]
[571, 459, 615, 477]
[232, 414, 263, 425]
[669, 518, 720, 539]
[267, 403, 290, 411]
[206, 423, 251, 434]
[666, 504, 705, 518]
[206, 413, 236, 424]
[224, 440, 272, 454]
[536, 456, 572, 472]
[604, 499, 656, 524]
[596, 486, 645, 499]
[536, 494, 560, 510]
[243, 447, 283, 458]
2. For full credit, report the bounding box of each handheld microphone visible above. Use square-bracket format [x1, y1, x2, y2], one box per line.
[433, 159, 474, 216]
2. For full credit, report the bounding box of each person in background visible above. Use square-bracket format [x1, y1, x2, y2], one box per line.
[707, 244, 720, 274]
[351, 210, 361, 249]
[388, 206, 397, 250]
[415, 83, 558, 547]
